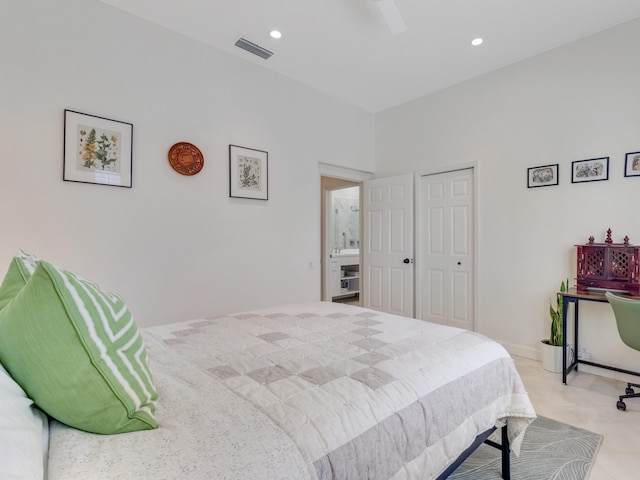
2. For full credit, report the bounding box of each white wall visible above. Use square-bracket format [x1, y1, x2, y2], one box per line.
[3, 0, 639, 379]
[375, 18, 640, 378]
[0, 0, 374, 326]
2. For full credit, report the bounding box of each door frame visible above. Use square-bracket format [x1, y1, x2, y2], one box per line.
[415, 163, 478, 330]
[321, 179, 360, 302]
[318, 163, 372, 301]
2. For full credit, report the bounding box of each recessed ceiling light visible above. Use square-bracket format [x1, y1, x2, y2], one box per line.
[270, 30, 282, 39]
[471, 38, 483, 46]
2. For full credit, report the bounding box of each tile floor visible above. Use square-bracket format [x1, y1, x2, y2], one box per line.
[513, 356, 640, 479]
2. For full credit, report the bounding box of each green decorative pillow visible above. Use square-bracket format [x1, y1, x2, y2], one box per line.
[0, 250, 38, 311]
[0, 260, 158, 434]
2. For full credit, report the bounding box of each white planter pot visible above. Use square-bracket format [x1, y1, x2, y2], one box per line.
[540, 340, 563, 373]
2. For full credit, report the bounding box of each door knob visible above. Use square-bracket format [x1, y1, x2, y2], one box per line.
[403, 258, 411, 264]
[457, 261, 462, 265]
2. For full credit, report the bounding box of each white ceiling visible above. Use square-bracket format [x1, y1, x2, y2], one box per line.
[97, 0, 640, 113]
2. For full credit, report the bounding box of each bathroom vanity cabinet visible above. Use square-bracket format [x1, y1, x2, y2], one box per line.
[327, 253, 360, 302]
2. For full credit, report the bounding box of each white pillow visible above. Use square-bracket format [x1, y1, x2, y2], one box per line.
[0, 362, 48, 480]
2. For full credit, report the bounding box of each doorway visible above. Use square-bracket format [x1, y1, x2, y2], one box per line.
[321, 176, 361, 305]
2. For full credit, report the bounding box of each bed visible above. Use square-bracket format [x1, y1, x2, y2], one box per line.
[0, 252, 536, 480]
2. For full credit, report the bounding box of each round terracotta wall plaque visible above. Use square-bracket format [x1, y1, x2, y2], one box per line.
[168, 142, 204, 176]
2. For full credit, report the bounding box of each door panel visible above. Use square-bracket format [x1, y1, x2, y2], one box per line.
[452, 206, 468, 255]
[369, 210, 383, 253]
[452, 270, 470, 322]
[368, 266, 384, 310]
[390, 267, 406, 312]
[429, 269, 444, 319]
[390, 209, 405, 253]
[429, 208, 444, 254]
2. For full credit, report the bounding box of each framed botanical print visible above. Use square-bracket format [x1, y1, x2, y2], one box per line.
[63, 109, 133, 187]
[229, 145, 268, 200]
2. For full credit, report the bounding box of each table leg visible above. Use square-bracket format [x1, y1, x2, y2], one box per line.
[574, 301, 579, 373]
[562, 296, 570, 384]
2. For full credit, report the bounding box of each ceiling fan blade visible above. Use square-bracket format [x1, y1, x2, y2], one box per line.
[376, 0, 407, 36]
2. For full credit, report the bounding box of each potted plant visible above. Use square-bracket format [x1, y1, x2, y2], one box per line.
[541, 279, 568, 373]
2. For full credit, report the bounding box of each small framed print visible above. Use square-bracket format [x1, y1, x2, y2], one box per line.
[229, 145, 268, 200]
[527, 164, 558, 188]
[571, 157, 609, 183]
[63, 109, 133, 187]
[624, 151, 640, 177]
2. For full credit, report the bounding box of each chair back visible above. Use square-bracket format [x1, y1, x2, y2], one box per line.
[606, 292, 640, 352]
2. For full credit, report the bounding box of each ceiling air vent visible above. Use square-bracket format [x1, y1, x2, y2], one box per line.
[235, 38, 273, 60]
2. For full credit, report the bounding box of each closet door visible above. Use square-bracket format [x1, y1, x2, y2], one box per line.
[418, 169, 474, 330]
[362, 173, 414, 317]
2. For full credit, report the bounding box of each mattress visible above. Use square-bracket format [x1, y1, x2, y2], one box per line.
[47, 302, 536, 479]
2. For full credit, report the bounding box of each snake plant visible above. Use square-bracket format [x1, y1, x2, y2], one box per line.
[549, 279, 568, 346]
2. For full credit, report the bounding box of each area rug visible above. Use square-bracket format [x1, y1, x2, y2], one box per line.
[449, 416, 603, 480]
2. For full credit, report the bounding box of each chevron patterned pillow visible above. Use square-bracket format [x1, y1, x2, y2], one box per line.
[0, 259, 158, 434]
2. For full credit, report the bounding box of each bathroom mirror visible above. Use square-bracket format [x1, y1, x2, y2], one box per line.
[330, 186, 359, 252]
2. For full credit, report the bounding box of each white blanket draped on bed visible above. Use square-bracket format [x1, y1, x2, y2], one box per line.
[48, 302, 536, 479]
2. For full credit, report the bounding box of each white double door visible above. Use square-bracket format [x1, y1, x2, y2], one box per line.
[362, 169, 474, 331]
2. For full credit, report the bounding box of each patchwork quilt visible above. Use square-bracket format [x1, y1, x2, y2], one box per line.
[48, 302, 536, 479]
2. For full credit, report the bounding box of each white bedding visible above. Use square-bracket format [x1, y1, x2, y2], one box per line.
[48, 302, 536, 479]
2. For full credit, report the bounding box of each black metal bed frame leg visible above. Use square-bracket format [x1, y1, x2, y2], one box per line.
[485, 425, 510, 479]
[501, 424, 510, 480]
[435, 423, 511, 480]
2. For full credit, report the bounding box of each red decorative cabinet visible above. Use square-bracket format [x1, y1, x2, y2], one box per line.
[576, 229, 640, 296]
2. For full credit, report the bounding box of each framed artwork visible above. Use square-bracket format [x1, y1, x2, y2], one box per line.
[527, 164, 558, 188]
[63, 109, 133, 188]
[229, 145, 268, 200]
[624, 151, 640, 177]
[571, 157, 609, 183]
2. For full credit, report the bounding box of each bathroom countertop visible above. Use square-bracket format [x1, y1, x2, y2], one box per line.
[330, 249, 359, 258]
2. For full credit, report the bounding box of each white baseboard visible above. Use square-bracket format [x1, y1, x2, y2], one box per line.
[500, 340, 640, 385]
[499, 341, 540, 361]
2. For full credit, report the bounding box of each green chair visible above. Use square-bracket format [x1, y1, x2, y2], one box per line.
[605, 291, 640, 411]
